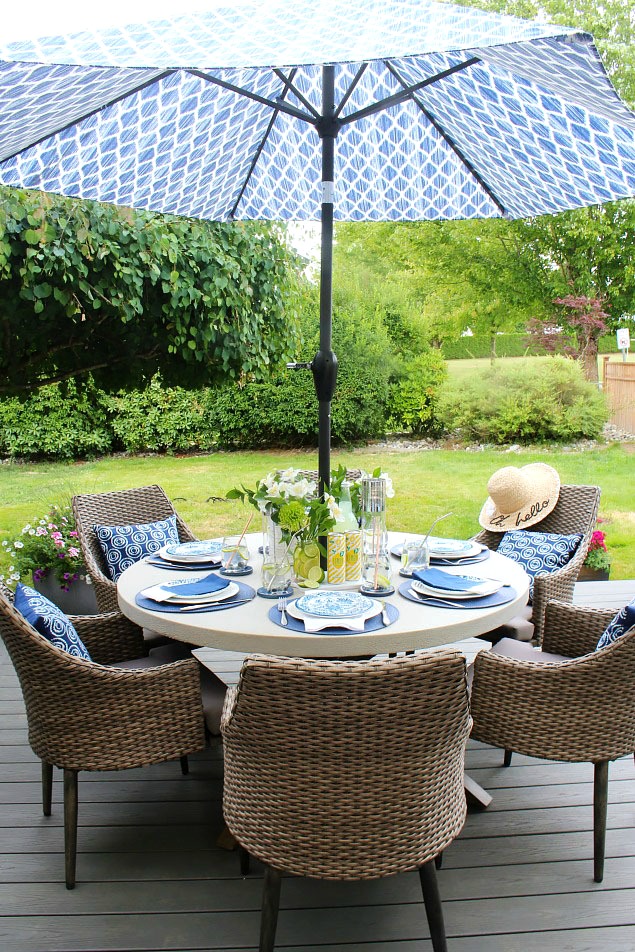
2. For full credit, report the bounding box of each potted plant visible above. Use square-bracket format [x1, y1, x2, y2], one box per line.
[579, 527, 611, 581]
[0, 504, 98, 614]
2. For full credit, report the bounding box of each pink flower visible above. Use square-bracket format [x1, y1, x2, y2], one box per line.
[35, 527, 48, 536]
[68, 547, 80, 558]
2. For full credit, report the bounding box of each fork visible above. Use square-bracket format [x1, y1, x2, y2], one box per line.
[278, 596, 288, 626]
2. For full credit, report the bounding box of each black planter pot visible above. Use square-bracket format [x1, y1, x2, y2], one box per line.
[32, 569, 99, 615]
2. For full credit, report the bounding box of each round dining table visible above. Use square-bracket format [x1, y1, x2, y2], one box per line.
[116, 532, 530, 658]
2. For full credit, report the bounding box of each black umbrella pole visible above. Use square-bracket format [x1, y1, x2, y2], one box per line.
[315, 63, 338, 499]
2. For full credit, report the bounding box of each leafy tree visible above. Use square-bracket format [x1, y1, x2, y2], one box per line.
[0, 187, 300, 394]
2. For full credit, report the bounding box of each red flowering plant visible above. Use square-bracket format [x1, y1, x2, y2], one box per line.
[0, 505, 86, 591]
[584, 526, 611, 573]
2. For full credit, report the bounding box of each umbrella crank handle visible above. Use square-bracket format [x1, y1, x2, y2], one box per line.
[286, 361, 313, 370]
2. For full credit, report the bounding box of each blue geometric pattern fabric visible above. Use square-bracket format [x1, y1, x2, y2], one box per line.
[14, 583, 92, 660]
[0, 0, 634, 222]
[93, 515, 179, 581]
[497, 530, 582, 601]
[596, 599, 635, 651]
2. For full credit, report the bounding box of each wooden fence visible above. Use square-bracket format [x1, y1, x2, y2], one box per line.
[603, 356, 635, 434]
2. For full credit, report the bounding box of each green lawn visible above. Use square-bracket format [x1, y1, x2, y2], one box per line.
[1, 443, 633, 579]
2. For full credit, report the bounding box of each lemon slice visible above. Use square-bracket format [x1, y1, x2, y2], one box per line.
[298, 579, 320, 588]
[376, 574, 391, 589]
[307, 565, 325, 583]
[302, 542, 320, 559]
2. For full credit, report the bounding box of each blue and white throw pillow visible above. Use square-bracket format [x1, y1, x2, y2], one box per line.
[93, 514, 179, 581]
[14, 583, 91, 660]
[596, 599, 635, 650]
[497, 529, 582, 602]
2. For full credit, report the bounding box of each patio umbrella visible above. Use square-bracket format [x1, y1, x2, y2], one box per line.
[1, 0, 635, 491]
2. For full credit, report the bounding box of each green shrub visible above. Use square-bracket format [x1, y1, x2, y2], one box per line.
[104, 376, 217, 453]
[436, 356, 608, 443]
[0, 380, 112, 460]
[388, 350, 447, 433]
[441, 333, 541, 360]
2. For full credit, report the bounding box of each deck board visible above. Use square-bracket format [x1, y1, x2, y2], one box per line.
[1, 627, 634, 952]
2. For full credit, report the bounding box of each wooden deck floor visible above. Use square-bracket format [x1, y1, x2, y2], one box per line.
[1, 583, 635, 951]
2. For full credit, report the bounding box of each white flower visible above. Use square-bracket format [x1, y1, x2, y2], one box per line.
[325, 494, 342, 521]
[28, 528, 36, 535]
[10, 572, 20, 581]
[380, 473, 395, 498]
[14, 541, 24, 549]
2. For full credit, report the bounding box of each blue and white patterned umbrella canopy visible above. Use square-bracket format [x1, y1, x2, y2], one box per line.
[1, 0, 635, 222]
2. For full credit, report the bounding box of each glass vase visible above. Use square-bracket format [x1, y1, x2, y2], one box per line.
[293, 540, 322, 588]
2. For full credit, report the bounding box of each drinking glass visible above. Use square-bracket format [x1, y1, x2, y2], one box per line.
[401, 539, 429, 575]
[221, 536, 250, 574]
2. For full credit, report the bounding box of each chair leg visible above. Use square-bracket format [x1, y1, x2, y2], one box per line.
[434, 852, 443, 870]
[239, 846, 251, 876]
[418, 860, 448, 952]
[180, 755, 189, 775]
[42, 761, 53, 816]
[259, 865, 282, 952]
[63, 769, 78, 890]
[503, 749, 513, 767]
[593, 760, 609, 883]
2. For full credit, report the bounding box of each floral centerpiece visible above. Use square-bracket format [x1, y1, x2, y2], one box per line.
[228, 465, 394, 587]
[583, 527, 611, 576]
[228, 468, 340, 585]
[0, 505, 85, 591]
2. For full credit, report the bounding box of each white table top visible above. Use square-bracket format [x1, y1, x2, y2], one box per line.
[117, 532, 530, 658]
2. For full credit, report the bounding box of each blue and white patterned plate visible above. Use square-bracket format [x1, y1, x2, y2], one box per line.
[295, 591, 375, 618]
[161, 539, 223, 562]
[427, 537, 481, 556]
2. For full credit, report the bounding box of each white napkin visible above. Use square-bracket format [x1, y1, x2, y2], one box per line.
[301, 614, 368, 633]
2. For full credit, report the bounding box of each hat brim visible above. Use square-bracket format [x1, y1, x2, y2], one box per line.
[479, 463, 561, 532]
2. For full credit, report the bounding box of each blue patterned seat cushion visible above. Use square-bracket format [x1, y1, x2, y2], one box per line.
[596, 599, 635, 650]
[497, 530, 582, 602]
[93, 514, 179, 581]
[14, 583, 91, 660]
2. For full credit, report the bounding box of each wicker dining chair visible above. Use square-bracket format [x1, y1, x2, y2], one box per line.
[0, 583, 208, 889]
[72, 484, 196, 613]
[470, 599, 635, 882]
[474, 484, 601, 644]
[222, 650, 471, 952]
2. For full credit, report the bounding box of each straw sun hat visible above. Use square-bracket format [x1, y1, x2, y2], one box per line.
[479, 463, 561, 532]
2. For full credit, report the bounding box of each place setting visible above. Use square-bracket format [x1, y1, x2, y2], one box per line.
[145, 538, 224, 571]
[399, 566, 517, 610]
[135, 570, 256, 614]
[269, 590, 399, 635]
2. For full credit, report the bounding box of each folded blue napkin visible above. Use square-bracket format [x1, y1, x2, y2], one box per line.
[412, 568, 483, 593]
[159, 572, 229, 596]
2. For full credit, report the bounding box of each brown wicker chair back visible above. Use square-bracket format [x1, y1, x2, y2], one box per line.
[223, 650, 470, 880]
[222, 650, 470, 950]
[0, 582, 205, 887]
[72, 484, 196, 612]
[475, 484, 601, 642]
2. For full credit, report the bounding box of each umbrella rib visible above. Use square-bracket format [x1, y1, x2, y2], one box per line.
[385, 61, 508, 217]
[0, 68, 176, 163]
[272, 68, 320, 119]
[229, 68, 299, 219]
[187, 69, 316, 125]
[339, 56, 479, 126]
[333, 63, 368, 119]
